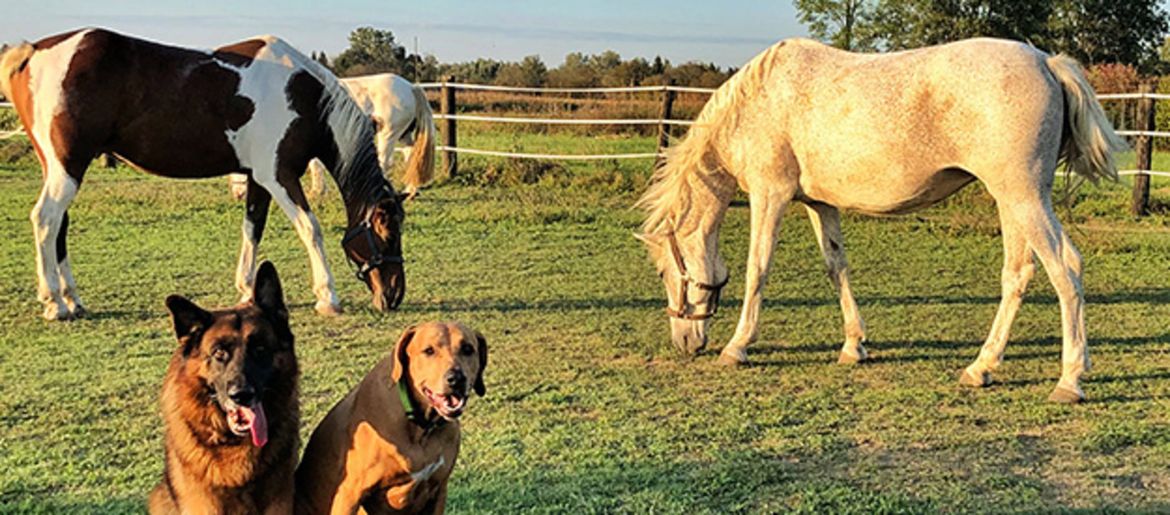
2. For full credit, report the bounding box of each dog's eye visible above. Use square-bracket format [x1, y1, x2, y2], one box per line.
[460, 343, 474, 356]
[422, 346, 436, 356]
[213, 348, 229, 362]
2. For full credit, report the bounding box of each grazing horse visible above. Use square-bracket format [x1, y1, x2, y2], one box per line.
[228, 73, 435, 200]
[0, 29, 409, 320]
[637, 38, 1126, 403]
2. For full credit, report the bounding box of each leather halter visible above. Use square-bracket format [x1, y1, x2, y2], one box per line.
[663, 229, 728, 321]
[340, 186, 404, 281]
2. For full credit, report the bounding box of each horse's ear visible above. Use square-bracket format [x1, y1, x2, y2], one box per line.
[252, 261, 288, 322]
[166, 295, 213, 355]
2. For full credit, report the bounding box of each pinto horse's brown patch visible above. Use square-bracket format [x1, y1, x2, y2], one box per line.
[35, 29, 255, 180]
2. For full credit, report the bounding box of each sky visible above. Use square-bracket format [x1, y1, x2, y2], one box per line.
[0, 1, 807, 68]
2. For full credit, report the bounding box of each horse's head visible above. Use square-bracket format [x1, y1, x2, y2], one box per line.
[342, 186, 409, 312]
[637, 227, 728, 355]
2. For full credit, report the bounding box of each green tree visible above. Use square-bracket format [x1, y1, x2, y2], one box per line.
[494, 55, 547, 87]
[870, 0, 1052, 50]
[795, 0, 879, 50]
[1046, 0, 1168, 71]
[332, 27, 409, 77]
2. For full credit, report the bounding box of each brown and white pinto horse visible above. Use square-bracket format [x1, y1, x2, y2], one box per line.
[0, 29, 408, 320]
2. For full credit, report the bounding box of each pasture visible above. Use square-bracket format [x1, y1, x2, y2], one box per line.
[1, 128, 1169, 513]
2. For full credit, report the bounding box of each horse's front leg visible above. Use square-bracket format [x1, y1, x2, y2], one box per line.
[236, 177, 271, 303]
[257, 175, 342, 316]
[719, 189, 791, 365]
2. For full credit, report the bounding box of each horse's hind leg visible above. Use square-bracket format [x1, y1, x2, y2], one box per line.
[55, 211, 87, 317]
[1000, 195, 1088, 403]
[305, 159, 328, 200]
[30, 159, 81, 320]
[960, 214, 1034, 388]
[805, 203, 868, 364]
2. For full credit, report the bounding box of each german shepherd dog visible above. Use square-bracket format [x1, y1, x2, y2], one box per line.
[148, 261, 300, 514]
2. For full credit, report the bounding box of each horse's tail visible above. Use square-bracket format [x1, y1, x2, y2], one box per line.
[0, 42, 34, 102]
[401, 84, 435, 196]
[1046, 54, 1128, 183]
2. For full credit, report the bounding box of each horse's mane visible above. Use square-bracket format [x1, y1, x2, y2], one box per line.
[637, 40, 790, 236]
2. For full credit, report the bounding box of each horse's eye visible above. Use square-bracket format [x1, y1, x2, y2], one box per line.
[422, 346, 436, 356]
[460, 343, 474, 356]
[213, 348, 229, 362]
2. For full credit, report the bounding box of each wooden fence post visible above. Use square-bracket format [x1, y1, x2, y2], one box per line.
[654, 80, 676, 170]
[440, 76, 457, 179]
[1132, 81, 1155, 217]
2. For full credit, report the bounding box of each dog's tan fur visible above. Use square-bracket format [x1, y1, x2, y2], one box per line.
[295, 322, 487, 514]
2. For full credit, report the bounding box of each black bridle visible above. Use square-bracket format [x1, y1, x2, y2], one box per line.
[340, 187, 404, 282]
[663, 229, 728, 321]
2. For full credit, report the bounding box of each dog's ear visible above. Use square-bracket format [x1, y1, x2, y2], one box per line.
[252, 261, 288, 321]
[166, 295, 213, 356]
[391, 324, 418, 384]
[473, 330, 488, 397]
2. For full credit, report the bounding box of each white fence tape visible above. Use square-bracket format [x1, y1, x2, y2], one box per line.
[437, 145, 660, 160]
[433, 113, 693, 126]
[417, 82, 717, 94]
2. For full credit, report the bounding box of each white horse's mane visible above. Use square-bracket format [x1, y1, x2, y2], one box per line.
[637, 41, 790, 236]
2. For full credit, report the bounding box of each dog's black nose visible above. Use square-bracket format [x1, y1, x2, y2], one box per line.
[445, 369, 466, 388]
[228, 386, 255, 406]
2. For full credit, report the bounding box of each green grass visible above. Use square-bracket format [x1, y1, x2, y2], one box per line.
[0, 136, 1169, 513]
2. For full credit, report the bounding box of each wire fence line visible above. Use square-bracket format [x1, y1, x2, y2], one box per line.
[1, 87, 1169, 171]
[433, 113, 695, 126]
[418, 82, 717, 94]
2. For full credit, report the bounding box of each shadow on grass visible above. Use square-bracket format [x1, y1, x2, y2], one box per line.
[388, 287, 1170, 314]
[448, 449, 940, 514]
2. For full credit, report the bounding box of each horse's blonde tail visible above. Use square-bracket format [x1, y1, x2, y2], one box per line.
[0, 42, 34, 102]
[1046, 54, 1128, 183]
[401, 84, 435, 195]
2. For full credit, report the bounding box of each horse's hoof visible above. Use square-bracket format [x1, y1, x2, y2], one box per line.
[1048, 385, 1085, 404]
[959, 368, 991, 388]
[315, 301, 343, 317]
[837, 346, 868, 365]
[70, 305, 90, 319]
[42, 304, 72, 321]
[717, 348, 748, 367]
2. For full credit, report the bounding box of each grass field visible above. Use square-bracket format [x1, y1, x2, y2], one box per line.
[1, 130, 1170, 513]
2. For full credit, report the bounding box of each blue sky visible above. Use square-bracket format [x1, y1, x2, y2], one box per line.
[0, 1, 805, 67]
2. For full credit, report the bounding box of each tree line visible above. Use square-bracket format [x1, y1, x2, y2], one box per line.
[796, 0, 1169, 73]
[315, 27, 733, 88]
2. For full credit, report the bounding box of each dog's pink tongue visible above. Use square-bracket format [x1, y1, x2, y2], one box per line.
[239, 403, 268, 447]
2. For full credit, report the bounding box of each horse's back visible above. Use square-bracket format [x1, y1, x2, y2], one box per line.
[760, 38, 1065, 212]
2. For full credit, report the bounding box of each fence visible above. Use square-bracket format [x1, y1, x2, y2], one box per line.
[4, 82, 1170, 215]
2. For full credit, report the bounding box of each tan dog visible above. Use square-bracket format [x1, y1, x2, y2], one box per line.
[295, 322, 488, 514]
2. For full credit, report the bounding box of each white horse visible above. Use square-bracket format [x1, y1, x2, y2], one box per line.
[230, 73, 435, 200]
[637, 38, 1126, 403]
